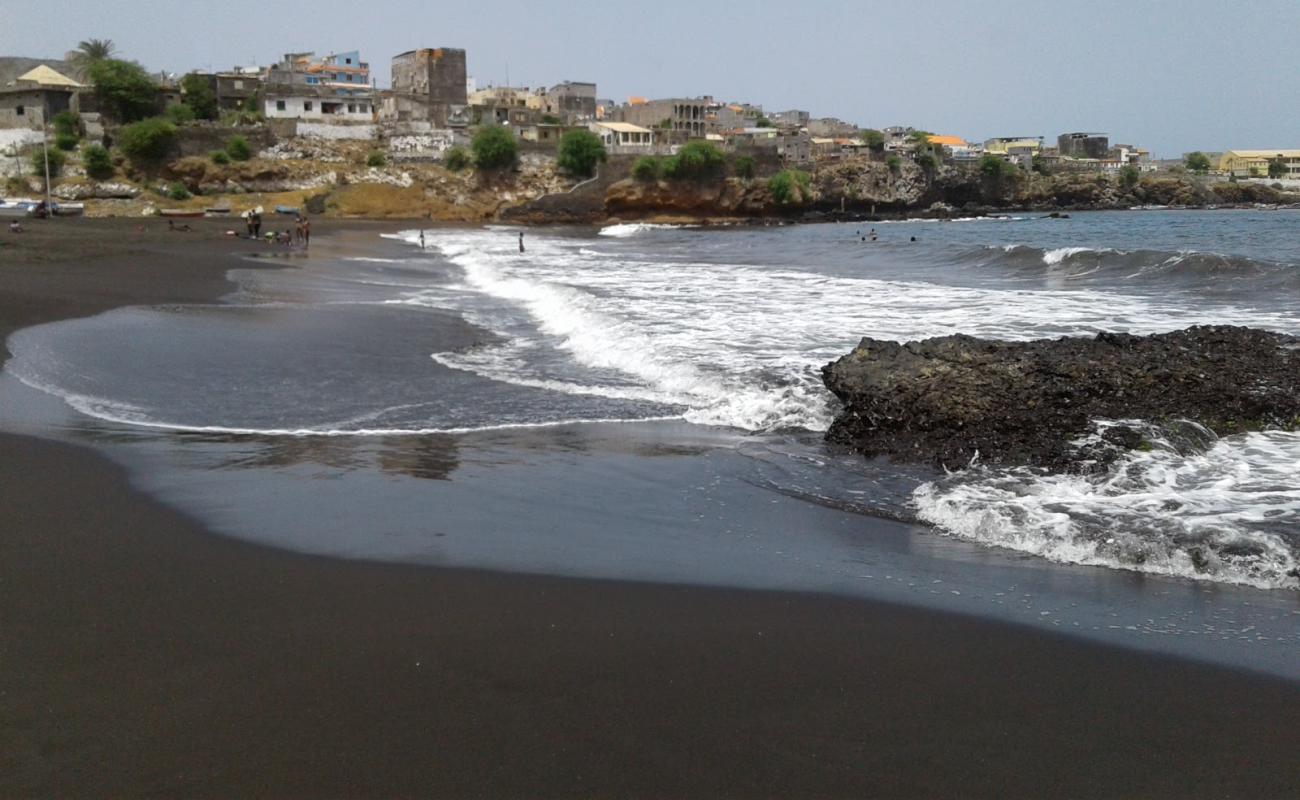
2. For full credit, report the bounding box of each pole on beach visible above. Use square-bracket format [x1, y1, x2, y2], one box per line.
[41, 121, 53, 218]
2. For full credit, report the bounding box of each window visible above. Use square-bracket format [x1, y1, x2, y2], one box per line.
[359, 103, 369, 113]
[304, 101, 313, 112]
[276, 100, 286, 111]
[233, 80, 244, 90]
[15, 105, 24, 116]
[348, 104, 356, 113]
[345, 58, 352, 64]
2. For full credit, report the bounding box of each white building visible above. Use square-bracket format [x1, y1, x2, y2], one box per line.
[589, 121, 654, 152]
[264, 88, 374, 121]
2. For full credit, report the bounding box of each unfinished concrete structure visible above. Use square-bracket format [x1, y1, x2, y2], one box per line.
[386, 48, 467, 128]
[1058, 132, 1109, 159]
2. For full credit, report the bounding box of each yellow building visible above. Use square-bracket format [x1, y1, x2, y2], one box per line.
[1218, 150, 1300, 179]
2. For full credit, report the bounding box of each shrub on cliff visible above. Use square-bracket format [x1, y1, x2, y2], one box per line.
[979, 154, 1018, 181]
[54, 133, 79, 151]
[631, 156, 660, 182]
[167, 181, 191, 201]
[366, 150, 387, 167]
[210, 150, 231, 165]
[88, 59, 159, 123]
[860, 129, 885, 154]
[118, 118, 178, 163]
[768, 169, 812, 205]
[444, 146, 470, 171]
[733, 156, 756, 180]
[886, 155, 901, 174]
[662, 141, 724, 182]
[30, 146, 66, 177]
[52, 111, 82, 138]
[472, 126, 518, 171]
[556, 129, 606, 178]
[83, 144, 114, 179]
[165, 103, 196, 125]
[1119, 165, 1140, 189]
[225, 135, 252, 161]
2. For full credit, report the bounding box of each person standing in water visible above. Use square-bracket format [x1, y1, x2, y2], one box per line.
[419, 230, 426, 250]
[518, 231, 525, 253]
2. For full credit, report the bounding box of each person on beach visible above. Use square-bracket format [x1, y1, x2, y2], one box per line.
[419, 230, 425, 250]
[9, 220, 24, 233]
[245, 213, 254, 238]
[519, 231, 525, 254]
[301, 216, 311, 248]
[252, 212, 262, 239]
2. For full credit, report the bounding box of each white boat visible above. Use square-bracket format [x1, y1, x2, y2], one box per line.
[0, 200, 35, 217]
[52, 202, 84, 217]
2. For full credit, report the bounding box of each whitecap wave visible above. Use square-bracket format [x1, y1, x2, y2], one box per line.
[914, 425, 1300, 590]
[598, 223, 684, 238]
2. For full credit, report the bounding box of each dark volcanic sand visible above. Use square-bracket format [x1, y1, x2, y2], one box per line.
[2, 218, 1299, 798]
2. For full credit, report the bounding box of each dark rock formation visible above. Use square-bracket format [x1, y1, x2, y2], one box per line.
[822, 326, 1300, 470]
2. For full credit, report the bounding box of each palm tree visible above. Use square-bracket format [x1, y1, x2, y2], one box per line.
[68, 39, 117, 79]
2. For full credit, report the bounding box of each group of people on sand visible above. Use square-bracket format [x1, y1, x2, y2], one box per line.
[240, 211, 310, 248]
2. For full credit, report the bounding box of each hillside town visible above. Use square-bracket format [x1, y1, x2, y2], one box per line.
[2, 42, 1298, 220]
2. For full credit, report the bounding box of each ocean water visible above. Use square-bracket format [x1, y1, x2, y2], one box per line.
[4, 210, 1300, 676]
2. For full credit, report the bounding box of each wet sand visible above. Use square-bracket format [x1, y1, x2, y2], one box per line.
[2, 218, 1298, 798]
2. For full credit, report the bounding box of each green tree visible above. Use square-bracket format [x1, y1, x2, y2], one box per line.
[916, 152, 938, 173]
[767, 169, 812, 205]
[908, 130, 935, 155]
[82, 143, 114, 179]
[733, 155, 756, 180]
[859, 128, 885, 153]
[225, 135, 252, 161]
[1267, 156, 1286, 180]
[88, 59, 159, 123]
[179, 73, 218, 120]
[662, 141, 725, 182]
[1184, 151, 1211, 174]
[1118, 165, 1140, 189]
[755, 116, 773, 128]
[631, 156, 660, 182]
[117, 117, 178, 163]
[471, 126, 518, 170]
[444, 146, 471, 171]
[556, 129, 606, 178]
[68, 38, 116, 80]
[210, 150, 231, 165]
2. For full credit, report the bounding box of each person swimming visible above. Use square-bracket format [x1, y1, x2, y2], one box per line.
[518, 231, 525, 253]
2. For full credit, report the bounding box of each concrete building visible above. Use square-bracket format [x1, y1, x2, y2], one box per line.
[0, 65, 82, 129]
[387, 48, 467, 127]
[263, 50, 374, 122]
[1058, 132, 1109, 159]
[807, 117, 857, 138]
[619, 98, 711, 138]
[533, 81, 597, 123]
[1218, 150, 1300, 179]
[984, 136, 1043, 155]
[769, 109, 810, 128]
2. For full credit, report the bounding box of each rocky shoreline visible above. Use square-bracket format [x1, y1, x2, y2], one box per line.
[821, 326, 1300, 471]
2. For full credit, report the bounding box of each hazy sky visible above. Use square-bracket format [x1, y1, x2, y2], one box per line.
[2, 0, 1297, 156]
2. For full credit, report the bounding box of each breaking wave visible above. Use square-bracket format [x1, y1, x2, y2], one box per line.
[914, 421, 1300, 590]
[977, 244, 1299, 292]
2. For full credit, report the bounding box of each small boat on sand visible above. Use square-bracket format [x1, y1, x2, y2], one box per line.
[274, 205, 300, 215]
[160, 208, 204, 218]
[52, 203, 84, 217]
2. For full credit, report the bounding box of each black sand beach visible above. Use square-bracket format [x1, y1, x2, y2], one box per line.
[2, 219, 1299, 798]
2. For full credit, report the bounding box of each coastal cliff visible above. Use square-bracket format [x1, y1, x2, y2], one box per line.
[821, 326, 1300, 471]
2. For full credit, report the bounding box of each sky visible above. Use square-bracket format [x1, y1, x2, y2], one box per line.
[2, 0, 1297, 157]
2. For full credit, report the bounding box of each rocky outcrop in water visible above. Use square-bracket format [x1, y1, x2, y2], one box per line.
[822, 326, 1300, 470]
